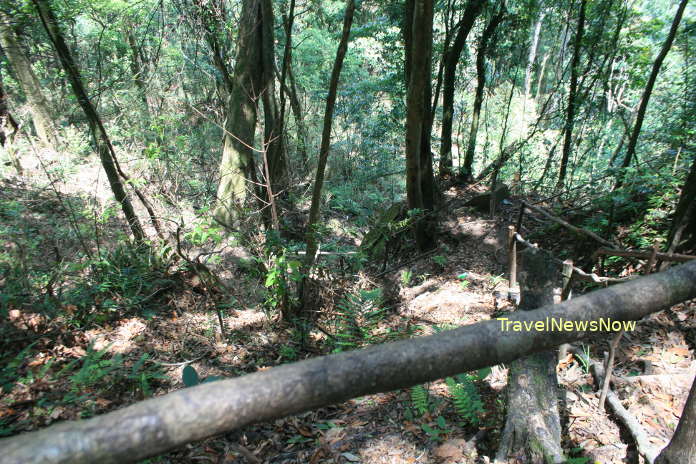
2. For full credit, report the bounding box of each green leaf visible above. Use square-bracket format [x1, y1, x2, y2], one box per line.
[182, 365, 199, 387]
[477, 367, 492, 380]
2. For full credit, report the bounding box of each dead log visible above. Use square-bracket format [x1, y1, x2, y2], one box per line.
[496, 247, 564, 464]
[2, 261, 696, 464]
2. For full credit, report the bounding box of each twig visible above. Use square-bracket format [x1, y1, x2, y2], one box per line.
[599, 330, 623, 409]
[521, 201, 619, 249]
[571, 347, 659, 464]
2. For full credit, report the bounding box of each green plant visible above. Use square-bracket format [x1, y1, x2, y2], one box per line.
[445, 370, 488, 426]
[432, 255, 447, 267]
[125, 353, 167, 398]
[488, 274, 505, 286]
[64, 345, 123, 393]
[0, 342, 37, 394]
[400, 269, 413, 286]
[181, 365, 223, 387]
[279, 344, 298, 361]
[330, 288, 386, 352]
[457, 272, 471, 290]
[410, 384, 429, 416]
[421, 416, 451, 442]
[575, 345, 591, 374]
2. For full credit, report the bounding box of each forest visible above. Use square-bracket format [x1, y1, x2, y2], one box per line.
[0, 0, 695, 462]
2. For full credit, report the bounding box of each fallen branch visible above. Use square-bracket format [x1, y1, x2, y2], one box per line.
[572, 347, 659, 464]
[513, 233, 634, 284]
[3, 261, 696, 463]
[521, 201, 619, 249]
[593, 247, 696, 263]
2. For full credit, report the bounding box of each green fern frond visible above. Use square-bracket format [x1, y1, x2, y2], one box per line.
[411, 384, 429, 416]
[446, 376, 484, 425]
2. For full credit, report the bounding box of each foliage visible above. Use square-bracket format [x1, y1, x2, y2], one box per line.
[410, 384, 429, 416]
[445, 374, 485, 426]
[329, 288, 387, 352]
[181, 365, 223, 388]
[420, 416, 451, 442]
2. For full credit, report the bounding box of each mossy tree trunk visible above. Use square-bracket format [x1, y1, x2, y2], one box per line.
[496, 247, 564, 464]
[0, 65, 21, 173]
[210, 0, 263, 228]
[0, 10, 58, 150]
[665, 155, 696, 255]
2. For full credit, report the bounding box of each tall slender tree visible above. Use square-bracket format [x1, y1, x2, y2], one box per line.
[299, 0, 356, 312]
[32, 0, 146, 243]
[462, 4, 504, 180]
[556, 0, 586, 190]
[615, 0, 689, 190]
[438, 0, 485, 177]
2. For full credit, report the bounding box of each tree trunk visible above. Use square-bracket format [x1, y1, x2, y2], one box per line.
[496, 247, 564, 464]
[278, 1, 299, 169]
[299, 0, 356, 310]
[212, 0, 263, 228]
[0, 65, 21, 173]
[33, 0, 146, 243]
[665, 155, 696, 255]
[655, 375, 696, 464]
[462, 7, 504, 180]
[556, 0, 586, 190]
[125, 27, 150, 117]
[405, 0, 436, 251]
[286, 63, 308, 167]
[524, 7, 546, 100]
[260, 0, 286, 194]
[438, 0, 485, 177]
[615, 0, 688, 190]
[0, 10, 58, 150]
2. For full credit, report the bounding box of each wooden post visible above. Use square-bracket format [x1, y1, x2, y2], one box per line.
[559, 259, 574, 361]
[508, 225, 519, 303]
[516, 203, 525, 233]
[646, 242, 659, 273]
[561, 259, 574, 300]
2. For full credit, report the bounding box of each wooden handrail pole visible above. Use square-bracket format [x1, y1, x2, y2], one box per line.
[508, 225, 517, 291]
[646, 243, 659, 273]
[516, 203, 525, 232]
[561, 259, 574, 301]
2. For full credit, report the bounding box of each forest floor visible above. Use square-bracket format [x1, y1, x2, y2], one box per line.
[2, 176, 695, 464]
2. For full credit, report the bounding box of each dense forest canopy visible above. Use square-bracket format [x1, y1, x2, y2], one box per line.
[0, 0, 695, 462]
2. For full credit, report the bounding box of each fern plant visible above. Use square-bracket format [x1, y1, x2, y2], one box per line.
[330, 289, 385, 352]
[410, 384, 429, 416]
[446, 374, 484, 426]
